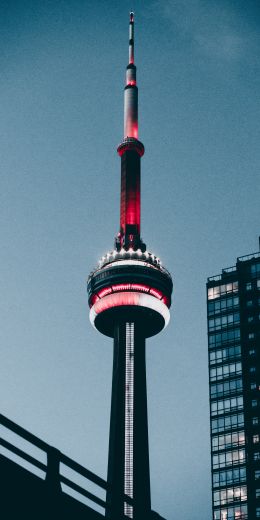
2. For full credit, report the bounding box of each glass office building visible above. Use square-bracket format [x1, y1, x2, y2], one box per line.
[207, 250, 260, 520]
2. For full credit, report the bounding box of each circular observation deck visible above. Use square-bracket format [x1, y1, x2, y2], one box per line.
[87, 249, 173, 338]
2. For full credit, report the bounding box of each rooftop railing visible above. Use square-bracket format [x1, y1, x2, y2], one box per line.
[237, 251, 260, 262]
[208, 251, 260, 282]
[208, 266, 236, 282]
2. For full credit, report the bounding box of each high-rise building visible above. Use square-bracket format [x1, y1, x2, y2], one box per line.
[207, 247, 260, 520]
[87, 13, 173, 520]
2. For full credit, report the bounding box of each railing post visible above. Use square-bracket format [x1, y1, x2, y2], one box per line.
[45, 447, 62, 494]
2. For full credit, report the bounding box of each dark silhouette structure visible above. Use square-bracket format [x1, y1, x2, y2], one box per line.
[207, 248, 260, 520]
[1, 413, 166, 519]
[0, 413, 106, 519]
[87, 12, 172, 520]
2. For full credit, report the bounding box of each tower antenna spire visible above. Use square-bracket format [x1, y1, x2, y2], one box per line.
[129, 11, 134, 64]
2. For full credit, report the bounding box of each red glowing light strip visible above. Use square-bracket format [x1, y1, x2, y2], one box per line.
[112, 283, 131, 291]
[150, 288, 163, 299]
[89, 292, 170, 330]
[91, 283, 170, 308]
[131, 283, 149, 292]
[94, 292, 139, 314]
[98, 287, 112, 298]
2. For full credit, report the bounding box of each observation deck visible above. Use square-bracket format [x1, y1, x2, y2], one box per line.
[87, 249, 173, 338]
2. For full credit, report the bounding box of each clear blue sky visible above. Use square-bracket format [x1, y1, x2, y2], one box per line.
[0, 1, 259, 519]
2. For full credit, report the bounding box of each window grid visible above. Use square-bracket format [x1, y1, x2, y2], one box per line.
[213, 466, 246, 488]
[209, 345, 241, 366]
[213, 485, 247, 506]
[212, 449, 246, 469]
[211, 396, 244, 417]
[209, 328, 240, 348]
[211, 414, 244, 434]
[213, 504, 248, 520]
[209, 313, 240, 332]
[212, 431, 245, 452]
[208, 263, 260, 520]
[210, 378, 243, 399]
[208, 296, 239, 316]
[208, 282, 239, 300]
[210, 362, 242, 382]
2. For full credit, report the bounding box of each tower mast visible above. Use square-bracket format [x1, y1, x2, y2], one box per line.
[87, 13, 173, 520]
[116, 12, 144, 253]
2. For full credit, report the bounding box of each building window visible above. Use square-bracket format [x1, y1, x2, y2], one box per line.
[208, 282, 239, 300]
[253, 435, 260, 444]
[257, 279, 260, 289]
[208, 328, 240, 348]
[208, 313, 240, 331]
[213, 485, 247, 506]
[210, 378, 243, 399]
[208, 296, 239, 316]
[254, 453, 260, 461]
[256, 507, 260, 518]
[249, 348, 256, 355]
[248, 316, 253, 323]
[213, 505, 248, 520]
[248, 332, 255, 339]
[247, 300, 253, 307]
[213, 467, 246, 488]
[246, 282, 252, 290]
[252, 400, 258, 408]
[211, 396, 243, 416]
[212, 449, 245, 469]
[210, 362, 242, 382]
[211, 413, 244, 434]
[212, 431, 245, 451]
[251, 383, 257, 390]
[253, 417, 259, 425]
[250, 366, 256, 373]
[256, 489, 260, 498]
[255, 470, 260, 480]
[251, 263, 260, 277]
[209, 345, 241, 365]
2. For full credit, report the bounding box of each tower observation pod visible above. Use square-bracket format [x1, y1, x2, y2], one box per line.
[87, 13, 173, 520]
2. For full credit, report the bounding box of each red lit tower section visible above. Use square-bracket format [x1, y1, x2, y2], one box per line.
[87, 13, 173, 520]
[117, 11, 143, 252]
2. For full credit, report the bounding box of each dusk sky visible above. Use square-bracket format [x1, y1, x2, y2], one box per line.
[0, 1, 259, 519]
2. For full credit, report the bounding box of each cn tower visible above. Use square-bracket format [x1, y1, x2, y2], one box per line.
[87, 13, 173, 520]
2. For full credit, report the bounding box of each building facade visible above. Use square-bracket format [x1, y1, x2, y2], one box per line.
[207, 249, 260, 520]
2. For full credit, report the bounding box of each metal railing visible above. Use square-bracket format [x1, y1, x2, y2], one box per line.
[222, 266, 237, 274]
[237, 251, 260, 262]
[208, 266, 237, 282]
[0, 413, 134, 517]
[207, 250, 260, 282]
[207, 274, 222, 282]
